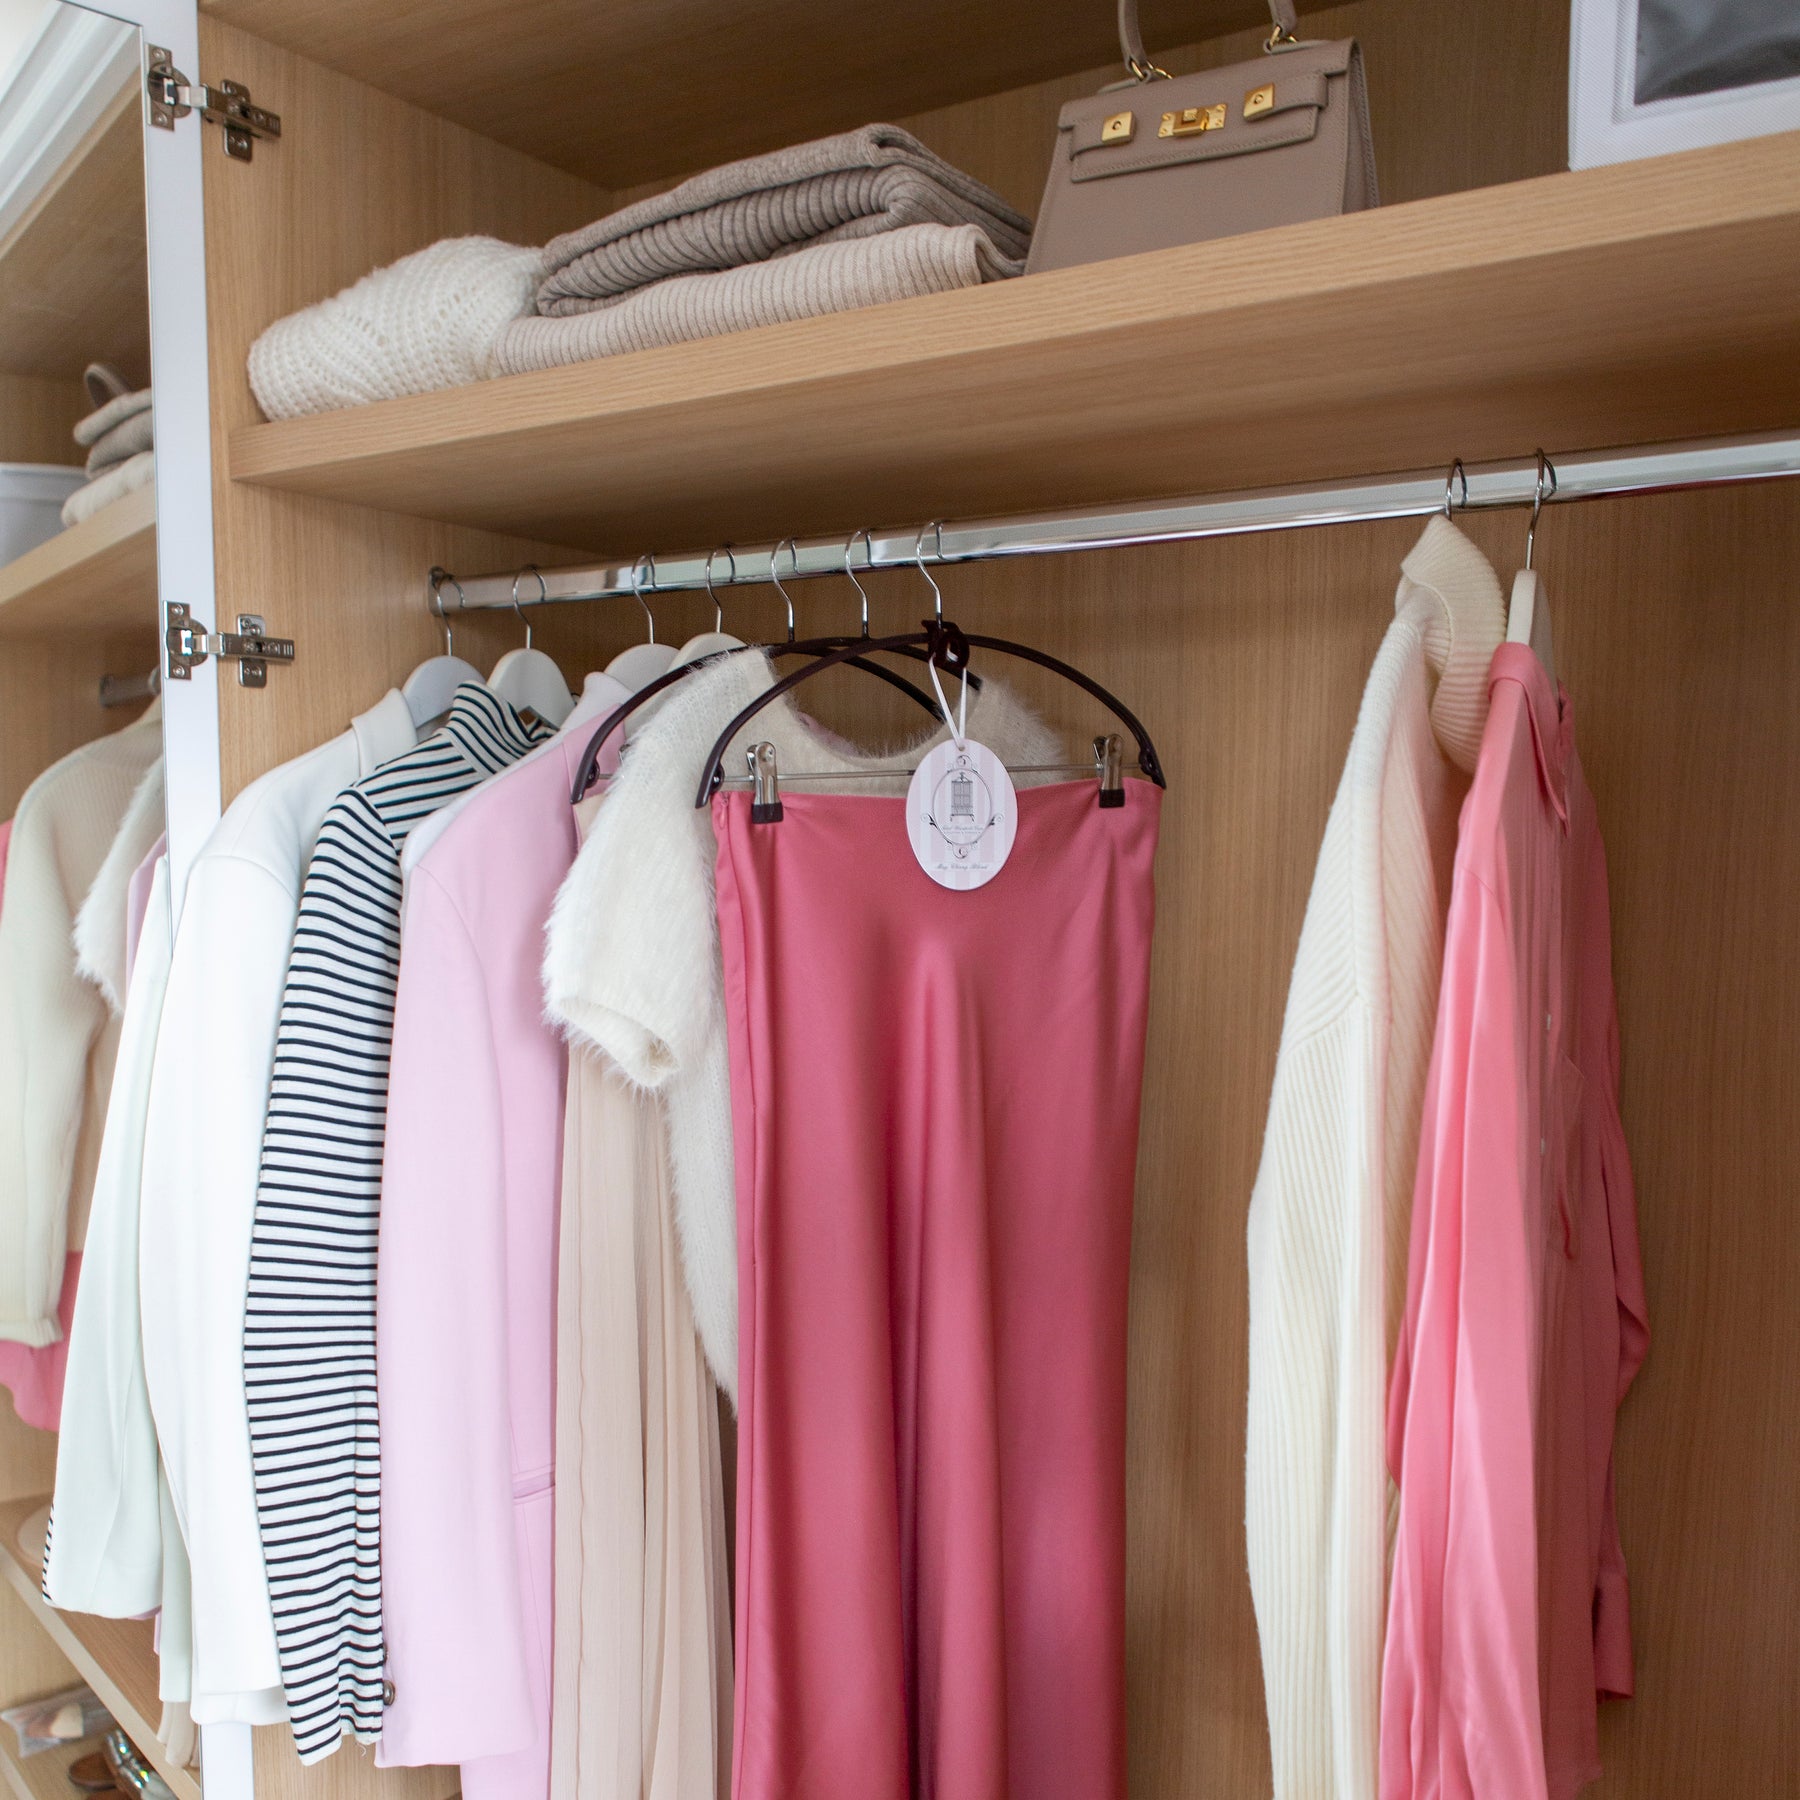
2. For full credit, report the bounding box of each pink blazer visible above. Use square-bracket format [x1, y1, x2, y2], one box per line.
[376, 686, 624, 1800]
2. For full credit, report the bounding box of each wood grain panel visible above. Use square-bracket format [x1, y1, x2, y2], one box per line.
[226, 130, 1800, 555]
[0, 629, 156, 820]
[195, 0, 1286, 191]
[0, 486, 157, 640]
[0, 375, 86, 467]
[865, 0, 1566, 222]
[0, 1730, 106, 1800]
[199, 19, 635, 802]
[0, 1499, 196, 1800]
[0, 89, 148, 383]
[730, 478, 1800, 1799]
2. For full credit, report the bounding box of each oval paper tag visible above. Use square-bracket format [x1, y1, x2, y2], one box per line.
[907, 736, 1017, 890]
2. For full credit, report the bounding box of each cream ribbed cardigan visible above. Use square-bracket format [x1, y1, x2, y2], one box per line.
[1245, 519, 1505, 1800]
[0, 711, 162, 1344]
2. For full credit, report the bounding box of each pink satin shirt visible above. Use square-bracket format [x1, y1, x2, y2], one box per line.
[1382, 644, 1650, 1800]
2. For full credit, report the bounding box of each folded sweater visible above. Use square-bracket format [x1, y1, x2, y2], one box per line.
[85, 407, 154, 477]
[536, 123, 1030, 314]
[61, 452, 153, 528]
[247, 236, 545, 421]
[497, 223, 1020, 374]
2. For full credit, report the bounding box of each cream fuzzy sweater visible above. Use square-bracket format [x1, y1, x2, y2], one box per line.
[543, 653, 1063, 1403]
[0, 711, 162, 1344]
[1244, 518, 1505, 1800]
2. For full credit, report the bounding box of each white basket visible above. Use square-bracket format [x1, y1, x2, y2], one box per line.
[0, 464, 87, 565]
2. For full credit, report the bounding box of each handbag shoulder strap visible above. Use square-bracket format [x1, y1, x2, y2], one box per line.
[1118, 0, 1299, 76]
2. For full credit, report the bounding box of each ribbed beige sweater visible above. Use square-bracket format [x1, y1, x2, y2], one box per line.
[0, 709, 162, 1344]
[1244, 519, 1505, 1800]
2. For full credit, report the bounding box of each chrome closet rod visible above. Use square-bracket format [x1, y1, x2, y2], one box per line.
[438, 429, 1800, 610]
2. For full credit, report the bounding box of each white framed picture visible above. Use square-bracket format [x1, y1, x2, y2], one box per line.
[1570, 0, 1800, 168]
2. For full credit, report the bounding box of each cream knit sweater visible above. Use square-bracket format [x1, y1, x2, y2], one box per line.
[1244, 519, 1505, 1800]
[0, 710, 162, 1344]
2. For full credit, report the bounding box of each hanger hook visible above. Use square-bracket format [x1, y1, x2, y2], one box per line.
[427, 566, 466, 655]
[844, 528, 875, 638]
[630, 553, 657, 644]
[1526, 449, 1557, 571]
[769, 538, 801, 644]
[704, 545, 736, 633]
[914, 522, 945, 623]
[1441, 458, 1468, 519]
[509, 564, 546, 649]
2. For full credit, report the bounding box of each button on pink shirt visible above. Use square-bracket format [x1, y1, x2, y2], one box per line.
[1381, 644, 1649, 1800]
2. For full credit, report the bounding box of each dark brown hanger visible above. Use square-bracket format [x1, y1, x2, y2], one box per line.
[693, 617, 1166, 809]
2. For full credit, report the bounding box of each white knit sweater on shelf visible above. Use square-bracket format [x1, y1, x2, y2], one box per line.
[246, 236, 544, 420]
[1244, 518, 1505, 1800]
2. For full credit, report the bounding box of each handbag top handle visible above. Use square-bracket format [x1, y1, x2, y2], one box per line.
[1118, 0, 1300, 79]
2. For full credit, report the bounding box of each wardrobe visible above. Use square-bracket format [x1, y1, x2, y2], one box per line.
[0, 0, 1795, 1796]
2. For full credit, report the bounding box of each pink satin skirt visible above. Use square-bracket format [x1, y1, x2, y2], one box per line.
[712, 777, 1160, 1800]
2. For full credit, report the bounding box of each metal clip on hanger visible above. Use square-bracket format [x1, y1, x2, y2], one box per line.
[405, 569, 485, 730]
[694, 522, 1167, 812]
[487, 565, 576, 727]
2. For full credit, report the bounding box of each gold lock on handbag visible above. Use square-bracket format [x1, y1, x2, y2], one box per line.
[1025, 0, 1378, 275]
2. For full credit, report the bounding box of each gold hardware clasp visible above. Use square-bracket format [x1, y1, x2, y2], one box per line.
[1244, 82, 1275, 119]
[1160, 103, 1226, 138]
[1101, 110, 1136, 145]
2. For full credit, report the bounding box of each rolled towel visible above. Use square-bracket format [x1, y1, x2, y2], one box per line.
[536, 123, 1031, 315]
[497, 223, 1022, 375]
[60, 451, 153, 528]
[84, 407, 154, 477]
[73, 385, 152, 449]
[247, 236, 545, 420]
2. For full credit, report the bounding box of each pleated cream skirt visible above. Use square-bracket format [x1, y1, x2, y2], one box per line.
[551, 1044, 732, 1800]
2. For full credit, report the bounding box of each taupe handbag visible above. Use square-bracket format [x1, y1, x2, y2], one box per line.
[1025, 0, 1377, 274]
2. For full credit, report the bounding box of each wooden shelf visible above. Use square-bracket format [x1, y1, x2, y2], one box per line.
[0, 486, 157, 642]
[0, 89, 148, 383]
[199, 0, 1277, 192]
[0, 1730, 103, 1800]
[0, 1500, 198, 1800]
[229, 132, 1800, 557]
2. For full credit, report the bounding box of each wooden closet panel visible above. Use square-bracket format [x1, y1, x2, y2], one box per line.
[1549, 482, 1800, 1798]
[0, 90, 148, 385]
[898, 0, 1569, 220]
[199, 21, 629, 803]
[192, 0, 1281, 192]
[0, 631, 156, 820]
[744, 480, 1800, 1798]
[597, 0, 1570, 221]
[0, 374, 86, 466]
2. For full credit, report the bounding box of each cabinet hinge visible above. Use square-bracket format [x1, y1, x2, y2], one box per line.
[146, 45, 281, 160]
[165, 603, 296, 688]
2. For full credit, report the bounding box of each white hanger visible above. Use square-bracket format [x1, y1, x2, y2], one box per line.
[1507, 453, 1558, 687]
[487, 567, 575, 727]
[405, 570, 485, 731]
[673, 544, 745, 667]
[605, 553, 679, 692]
